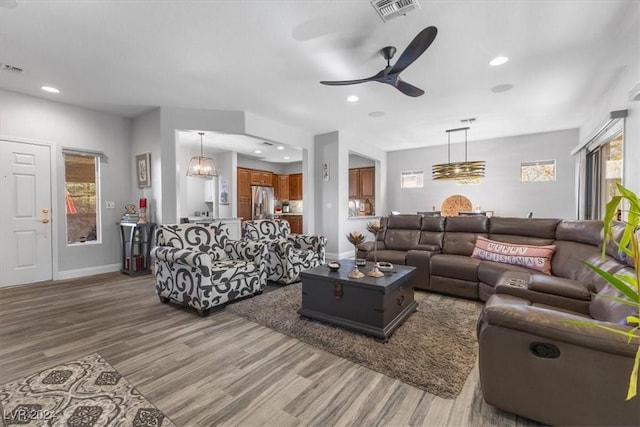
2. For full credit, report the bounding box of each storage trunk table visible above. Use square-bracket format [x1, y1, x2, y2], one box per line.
[298, 260, 417, 342]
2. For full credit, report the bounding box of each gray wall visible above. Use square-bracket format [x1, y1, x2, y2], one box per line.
[282, 161, 303, 174]
[0, 89, 132, 276]
[237, 155, 286, 174]
[131, 108, 161, 223]
[387, 129, 579, 219]
[349, 154, 375, 168]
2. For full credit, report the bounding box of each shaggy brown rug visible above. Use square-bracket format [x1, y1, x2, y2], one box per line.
[0, 353, 174, 426]
[227, 283, 483, 399]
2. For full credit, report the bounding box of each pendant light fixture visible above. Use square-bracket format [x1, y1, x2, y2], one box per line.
[187, 132, 218, 177]
[432, 126, 485, 184]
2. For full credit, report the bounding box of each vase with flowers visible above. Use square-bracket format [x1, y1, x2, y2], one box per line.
[346, 231, 365, 279]
[366, 220, 384, 277]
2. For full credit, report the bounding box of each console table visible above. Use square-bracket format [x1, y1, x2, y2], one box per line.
[119, 222, 156, 276]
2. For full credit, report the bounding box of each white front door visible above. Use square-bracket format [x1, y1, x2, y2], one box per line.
[0, 140, 53, 287]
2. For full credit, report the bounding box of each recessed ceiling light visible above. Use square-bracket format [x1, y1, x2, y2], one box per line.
[347, 95, 359, 103]
[491, 83, 514, 93]
[284, 156, 290, 160]
[41, 86, 60, 93]
[277, 146, 285, 150]
[255, 150, 262, 154]
[489, 56, 509, 66]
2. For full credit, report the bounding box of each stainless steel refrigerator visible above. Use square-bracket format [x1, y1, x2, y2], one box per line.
[251, 186, 275, 220]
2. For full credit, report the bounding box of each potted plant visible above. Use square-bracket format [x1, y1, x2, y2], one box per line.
[567, 184, 639, 400]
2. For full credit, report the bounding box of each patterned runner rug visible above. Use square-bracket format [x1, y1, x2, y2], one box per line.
[227, 283, 483, 399]
[0, 353, 174, 426]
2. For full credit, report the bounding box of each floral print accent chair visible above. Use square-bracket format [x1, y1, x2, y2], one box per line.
[151, 222, 268, 316]
[242, 219, 327, 285]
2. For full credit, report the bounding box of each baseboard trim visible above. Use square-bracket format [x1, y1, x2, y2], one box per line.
[325, 251, 356, 261]
[57, 263, 121, 280]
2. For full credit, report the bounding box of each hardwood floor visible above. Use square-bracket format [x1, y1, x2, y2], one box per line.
[0, 273, 540, 426]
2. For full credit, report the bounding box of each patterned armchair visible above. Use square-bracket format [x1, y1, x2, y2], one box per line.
[151, 222, 268, 316]
[242, 219, 327, 285]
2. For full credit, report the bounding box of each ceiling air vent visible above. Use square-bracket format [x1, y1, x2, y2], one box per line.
[1, 64, 24, 73]
[371, 0, 420, 23]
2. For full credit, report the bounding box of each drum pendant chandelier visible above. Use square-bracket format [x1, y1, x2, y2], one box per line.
[187, 132, 218, 177]
[432, 127, 485, 184]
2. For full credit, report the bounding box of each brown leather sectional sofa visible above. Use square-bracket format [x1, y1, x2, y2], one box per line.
[358, 214, 638, 426]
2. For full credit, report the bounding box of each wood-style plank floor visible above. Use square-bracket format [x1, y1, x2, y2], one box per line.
[0, 273, 540, 426]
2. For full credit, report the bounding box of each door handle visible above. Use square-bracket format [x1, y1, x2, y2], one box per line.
[41, 218, 50, 223]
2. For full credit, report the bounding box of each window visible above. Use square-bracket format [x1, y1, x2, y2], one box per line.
[586, 132, 624, 219]
[401, 170, 424, 188]
[520, 160, 556, 182]
[64, 153, 101, 244]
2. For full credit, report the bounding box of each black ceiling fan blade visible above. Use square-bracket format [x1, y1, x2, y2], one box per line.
[320, 78, 375, 86]
[394, 79, 424, 97]
[320, 69, 385, 86]
[389, 26, 437, 75]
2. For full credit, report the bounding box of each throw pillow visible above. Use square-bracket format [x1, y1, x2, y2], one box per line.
[471, 236, 556, 274]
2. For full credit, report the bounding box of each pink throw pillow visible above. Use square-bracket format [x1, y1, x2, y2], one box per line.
[471, 236, 556, 275]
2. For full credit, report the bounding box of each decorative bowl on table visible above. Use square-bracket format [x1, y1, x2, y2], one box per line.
[327, 262, 341, 271]
[376, 262, 393, 272]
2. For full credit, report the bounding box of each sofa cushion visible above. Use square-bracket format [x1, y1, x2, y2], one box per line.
[431, 254, 481, 282]
[489, 217, 560, 239]
[159, 223, 229, 261]
[471, 236, 556, 274]
[556, 220, 603, 246]
[373, 250, 407, 265]
[590, 272, 638, 324]
[442, 216, 489, 256]
[478, 261, 533, 286]
[419, 216, 446, 248]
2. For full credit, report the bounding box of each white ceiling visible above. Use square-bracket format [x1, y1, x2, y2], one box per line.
[1, 1, 638, 153]
[177, 130, 303, 163]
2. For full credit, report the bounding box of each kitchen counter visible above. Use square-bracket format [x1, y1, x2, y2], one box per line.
[348, 215, 379, 220]
[277, 212, 303, 216]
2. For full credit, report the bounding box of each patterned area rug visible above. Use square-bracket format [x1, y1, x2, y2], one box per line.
[227, 283, 483, 399]
[0, 353, 174, 427]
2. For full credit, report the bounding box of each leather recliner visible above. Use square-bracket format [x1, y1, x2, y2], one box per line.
[477, 276, 639, 426]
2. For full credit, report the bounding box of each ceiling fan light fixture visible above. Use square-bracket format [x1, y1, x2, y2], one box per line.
[432, 127, 485, 184]
[187, 132, 218, 177]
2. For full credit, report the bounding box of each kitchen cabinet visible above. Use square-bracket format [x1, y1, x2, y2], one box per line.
[250, 169, 273, 186]
[276, 174, 290, 201]
[349, 167, 375, 199]
[289, 173, 302, 200]
[284, 215, 302, 234]
[261, 171, 273, 187]
[349, 169, 360, 199]
[360, 167, 375, 199]
[237, 168, 251, 221]
[204, 179, 215, 203]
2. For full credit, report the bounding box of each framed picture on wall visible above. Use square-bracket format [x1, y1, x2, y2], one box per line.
[136, 153, 151, 187]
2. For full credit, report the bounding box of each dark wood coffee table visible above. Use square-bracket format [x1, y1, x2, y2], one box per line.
[298, 260, 417, 342]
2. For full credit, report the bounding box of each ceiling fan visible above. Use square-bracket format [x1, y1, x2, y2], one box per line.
[320, 26, 438, 97]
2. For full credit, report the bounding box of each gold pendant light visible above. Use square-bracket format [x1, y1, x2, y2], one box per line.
[187, 132, 218, 177]
[432, 127, 485, 183]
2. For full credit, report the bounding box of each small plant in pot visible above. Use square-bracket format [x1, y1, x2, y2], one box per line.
[566, 184, 639, 400]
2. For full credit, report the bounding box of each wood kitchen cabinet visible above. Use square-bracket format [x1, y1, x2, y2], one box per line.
[359, 167, 375, 199]
[289, 173, 302, 200]
[249, 169, 273, 186]
[261, 172, 273, 187]
[349, 169, 360, 199]
[237, 168, 251, 221]
[276, 175, 290, 201]
[349, 167, 375, 199]
[284, 215, 302, 234]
